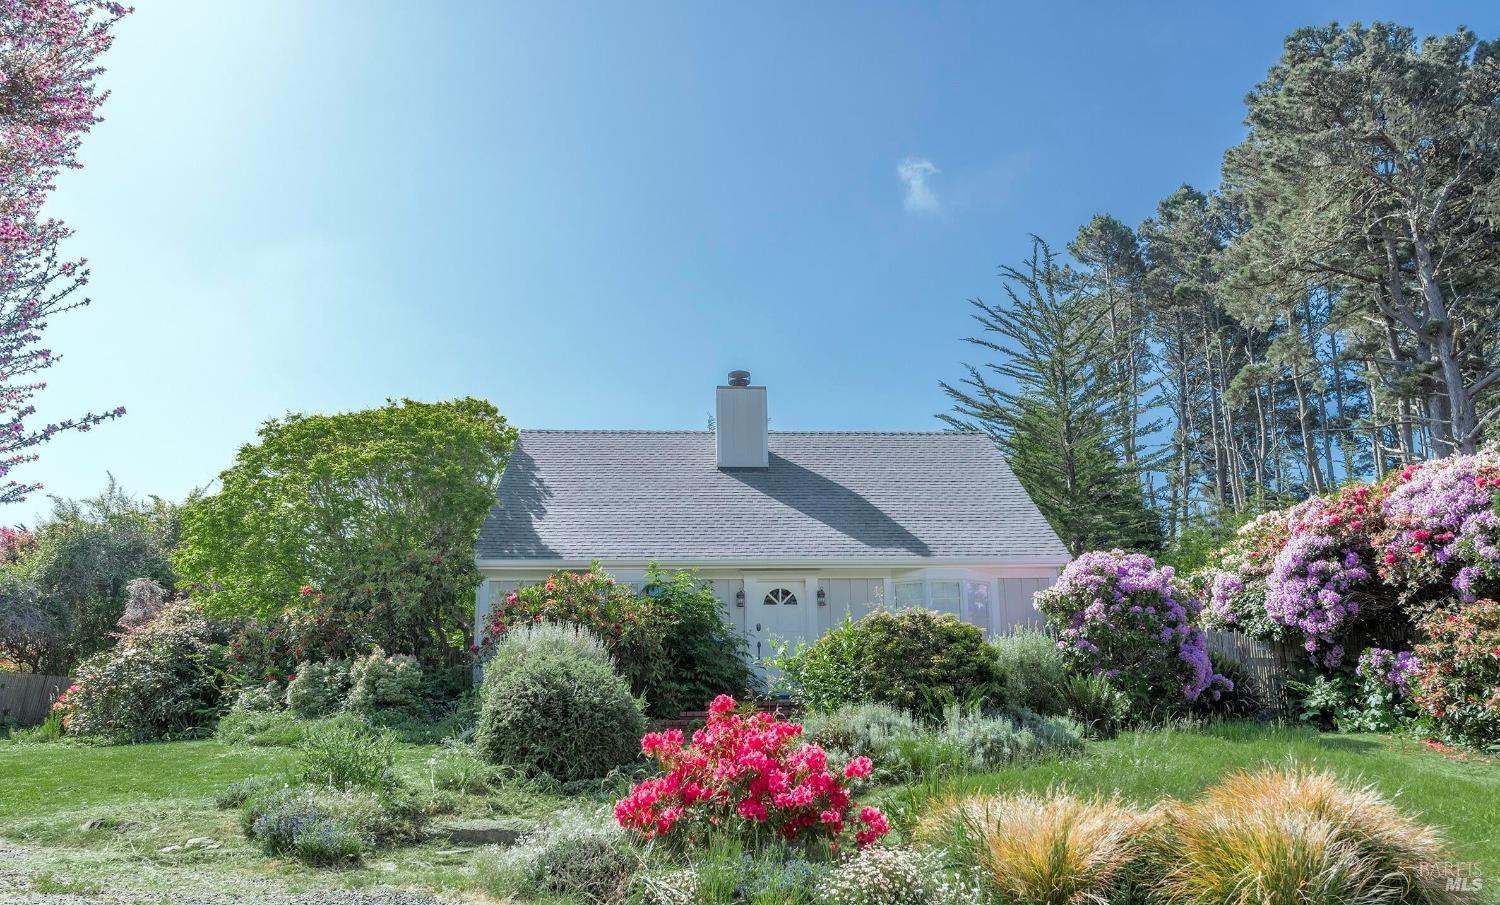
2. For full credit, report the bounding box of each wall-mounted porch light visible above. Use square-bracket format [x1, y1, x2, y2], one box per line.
[735, 588, 745, 607]
[816, 587, 826, 606]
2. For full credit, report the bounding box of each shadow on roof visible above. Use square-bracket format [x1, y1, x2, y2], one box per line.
[489, 445, 558, 557]
[723, 454, 931, 555]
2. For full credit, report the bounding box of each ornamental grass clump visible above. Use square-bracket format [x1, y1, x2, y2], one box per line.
[1156, 767, 1459, 905]
[918, 789, 1150, 905]
[614, 695, 889, 851]
[1035, 550, 1229, 709]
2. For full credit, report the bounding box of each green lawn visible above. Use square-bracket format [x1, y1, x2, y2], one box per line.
[1, 722, 1496, 901]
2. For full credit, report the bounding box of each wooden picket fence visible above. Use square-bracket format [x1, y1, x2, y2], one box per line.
[0, 672, 72, 727]
[1203, 628, 1296, 713]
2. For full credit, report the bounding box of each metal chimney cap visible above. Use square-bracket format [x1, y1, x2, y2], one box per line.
[727, 370, 751, 387]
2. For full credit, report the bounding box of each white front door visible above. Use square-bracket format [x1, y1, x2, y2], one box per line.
[744, 578, 813, 678]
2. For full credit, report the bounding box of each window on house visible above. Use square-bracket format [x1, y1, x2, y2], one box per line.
[763, 588, 798, 606]
[929, 581, 961, 614]
[964, 580, 992, 627]
[894, 581, 923, 608]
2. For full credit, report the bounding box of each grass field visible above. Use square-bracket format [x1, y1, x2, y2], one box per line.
[1, 721, 1496, 900]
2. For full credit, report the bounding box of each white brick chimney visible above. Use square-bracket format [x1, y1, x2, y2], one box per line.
[715, 370, 768, 469]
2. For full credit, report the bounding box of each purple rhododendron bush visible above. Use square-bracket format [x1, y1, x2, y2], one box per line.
[1190, 447, 1500, 750]
[1035, 550, 1230, 712]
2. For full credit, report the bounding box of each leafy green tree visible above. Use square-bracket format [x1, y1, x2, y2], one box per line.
[174, 398, 516, 670]
[0, 480, 180, 675]
[941, 238, 1161, 554]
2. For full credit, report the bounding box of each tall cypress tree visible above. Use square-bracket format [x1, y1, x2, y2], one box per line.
[940, 238, 1161, 555]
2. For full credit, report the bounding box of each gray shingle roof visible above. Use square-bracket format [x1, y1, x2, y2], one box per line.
[477, 430, 1069, 563]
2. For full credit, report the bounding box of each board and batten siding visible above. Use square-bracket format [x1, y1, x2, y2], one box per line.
[817, 579, 886, 633]
[997, 576, 1051, 633]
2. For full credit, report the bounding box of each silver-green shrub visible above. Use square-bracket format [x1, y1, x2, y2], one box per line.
[285, 660, 349, 718]
[345, 647, 422, 717]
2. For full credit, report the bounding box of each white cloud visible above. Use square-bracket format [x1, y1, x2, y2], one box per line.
[897, 156, 941, 213]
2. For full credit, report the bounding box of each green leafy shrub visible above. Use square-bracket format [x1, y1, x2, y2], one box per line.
[482, 566, 751, 718]
[1062, 674, 1131, 739]
[484, 621, 614, 675]
[770, 613, 864, 713]
[776, 610, 1000, 722]
[641, 564, 754, 715]
[475, 640, 645, 782]
[66, 602, 226, 741]
[345, 647, 422, 719]
[297, 718, 398, 790]
[477, 809, 641, 904]
[230, 681, 284, 713]
[285, 660, 349, 718]
[991, 628, 1069, 716]
[1285, 672, 1352, 731]
[425, 742, 499, 794]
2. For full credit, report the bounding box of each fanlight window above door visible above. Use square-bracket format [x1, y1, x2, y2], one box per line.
[762, 588, 798, 606]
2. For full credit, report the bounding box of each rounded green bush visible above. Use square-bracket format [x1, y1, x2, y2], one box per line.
[474, 650, 645, 782]
[285, 660, 349, 718]
[780, 610, 1001, 722]
[346, 647, 423, 718]
[991, 628, 1069, 716]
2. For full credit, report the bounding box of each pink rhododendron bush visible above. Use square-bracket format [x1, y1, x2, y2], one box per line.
[1202, 484, 1394, 667]
[1376, 452, 1500, 608]
[614, 695, 889, 851]
[1034, 550, 1230, 709]
[1198, 449, 1500, 672]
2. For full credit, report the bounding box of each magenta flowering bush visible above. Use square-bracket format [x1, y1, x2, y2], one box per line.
[1377, 452, 1500, 607]
[614, 695, 888, 851]
[1035, 550, 1229, 708]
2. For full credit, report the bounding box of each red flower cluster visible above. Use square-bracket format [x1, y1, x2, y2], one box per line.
[614, 695, 888, 849]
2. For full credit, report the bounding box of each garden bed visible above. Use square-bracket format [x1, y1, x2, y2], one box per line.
[2, 722, 1495, 902]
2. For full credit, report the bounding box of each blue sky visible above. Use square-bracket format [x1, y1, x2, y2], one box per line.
[21, 1, 1496, 523]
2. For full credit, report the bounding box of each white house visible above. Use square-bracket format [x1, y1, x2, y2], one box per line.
[473, 372, 1070, 669]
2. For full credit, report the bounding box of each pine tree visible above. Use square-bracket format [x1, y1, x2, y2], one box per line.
[940, 239, 1161, 554]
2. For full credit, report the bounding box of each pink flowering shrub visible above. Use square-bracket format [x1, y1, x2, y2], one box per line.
[1034, 550, 1229, 708]
[614, 695, 889, 851]
[1377, 452, 1500, 608]
[1200, 509, 1292, 637]
[1200, 483, 1408, 668]
[1263, 486, 1385, 668]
